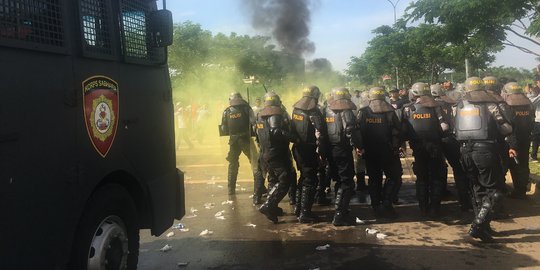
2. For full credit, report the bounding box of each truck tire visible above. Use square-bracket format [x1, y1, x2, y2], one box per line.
[69, 184, 139, 270]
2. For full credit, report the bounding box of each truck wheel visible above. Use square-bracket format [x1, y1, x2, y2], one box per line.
[70, 184, 139, 270]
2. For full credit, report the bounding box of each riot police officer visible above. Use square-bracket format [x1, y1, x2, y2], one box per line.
[220, 92, 264, 199]
[325, 87, 362, 226]
[290, 85, 329, 223]
[431, 84, 472, 211]
[456, 77, 515, 241]
[503, 82, 534, 199]
[402, 83, 449, 218]
[484, 76, 511, 185]
[257, 92, 295, 224]
[357, 87, 402, 217]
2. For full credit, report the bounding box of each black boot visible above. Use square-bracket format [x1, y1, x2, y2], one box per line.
[315, 186, 331, 205]
[332, 188, 355, 226]
[469, 199, 495, 242]
[253, 171, 265, 205]
[227, 166, 238, 195]
[298, 186, 317, 223]
[416, 180, 429, 217]
[355, 172, 366, 191]
[469, 223, 493, 242]
[259, 182, 289, 224]
[294, 184, 302, 217]
[288, 176, 298, 205]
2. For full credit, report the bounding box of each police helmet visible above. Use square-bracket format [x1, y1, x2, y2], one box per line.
[410, 82, 431, 97]
[464, 77, 484, 92]
[302, 85, 321, 99]
[368, 87, 386, 101]
[503, 82, 523, 94]
[331, 87, 351, 100]
[229, 92, 243, 100]
[483, 76, 499, 92]
[430, 83, 445, 97]
[263, 91, 282, 106]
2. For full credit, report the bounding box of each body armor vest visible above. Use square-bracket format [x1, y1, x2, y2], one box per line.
[325, 107, 343, 145]
[455, 100, 493, 141]
[291, 108, 317, 144]
[257, 113, 289, 162]
[359, 107, 391, 148]
[256, 117, 271, 150]
[407, 104, 441, 142]
[227, 105, 249, 136]
[508, 104, 533, 141]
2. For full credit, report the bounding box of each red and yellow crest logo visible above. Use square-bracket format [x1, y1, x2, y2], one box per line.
[83, 76, 119, 157]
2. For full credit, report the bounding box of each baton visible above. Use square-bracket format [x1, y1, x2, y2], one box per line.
[513, 156, 519, 165]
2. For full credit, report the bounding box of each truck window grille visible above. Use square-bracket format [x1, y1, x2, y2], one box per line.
[0, 0, 64, 47]
[121, 0, 164, 64]
[80, 0, 112, 55]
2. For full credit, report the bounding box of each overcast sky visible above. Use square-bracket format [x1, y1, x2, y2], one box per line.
[162, 0, 538, 72]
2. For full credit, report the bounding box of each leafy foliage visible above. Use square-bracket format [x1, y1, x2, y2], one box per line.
[406, 0, 540, 57]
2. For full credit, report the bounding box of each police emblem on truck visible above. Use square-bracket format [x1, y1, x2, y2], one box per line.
[83, 76, 119, 157]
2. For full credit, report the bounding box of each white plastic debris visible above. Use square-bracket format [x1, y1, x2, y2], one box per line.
[179, 228, 190, 232]
[216, 216, 226, 220]
[166, 232, 175, 237]
[160, 244, 172, 252]
[376, 233, 388, 240]
[177, 262, 189, 267]
[215, 210, 225, 217]
[315, 244, 330, 251]
[204, 203, 215, 209]
[172, 223, 185, 230]
[199, 229, 214, 236]
[245, 223, 257, 228]
[217, 185, 224, 188]
[365, 228, 379, 235]
[356, 217, 366, 225]
[184, 214, 197, 219]
[240, 188, 247, 191]
[236, 184, 241, 187]
[248, 194, 254, 198]
[190, 207, 199, 214]
[221, 200, 233, 205]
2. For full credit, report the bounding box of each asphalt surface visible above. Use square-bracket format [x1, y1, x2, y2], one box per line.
[138, 136, 540, 270]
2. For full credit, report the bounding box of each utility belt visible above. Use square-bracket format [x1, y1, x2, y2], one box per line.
[460, 140, 497, 151]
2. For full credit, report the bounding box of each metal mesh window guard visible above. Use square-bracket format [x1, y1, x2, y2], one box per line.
[121, 0, 164, 63]
[0, 0, 64, 48]
[80, 0, 112, 55]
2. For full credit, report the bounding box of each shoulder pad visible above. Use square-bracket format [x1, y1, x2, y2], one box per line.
[259, 106, 283, 117]
[368, 100, 395, 113]
[293, 97, 318, 111]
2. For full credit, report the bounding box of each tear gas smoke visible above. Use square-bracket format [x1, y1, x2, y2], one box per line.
[242, 0, 317, 57]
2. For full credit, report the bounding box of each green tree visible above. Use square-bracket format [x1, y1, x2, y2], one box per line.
[346, 22, 495, 86]
[406, 0, 540, 57]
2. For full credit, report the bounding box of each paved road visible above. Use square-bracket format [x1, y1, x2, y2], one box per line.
[139, 137, 540, 270]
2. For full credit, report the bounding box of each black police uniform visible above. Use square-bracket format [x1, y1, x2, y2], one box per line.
[220, 98, 264, 196]
[488, 91, 512, 191]
[325, 98, 362, 226]
[505, 93, 534, 197]
[402, 96, 448, 216]
[357, 99, 402, 217]
[290, 96, 328, 222]
[435, 95, 472, 210]
[257, 105, 294, 223]
[455, 90, 513, 240]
